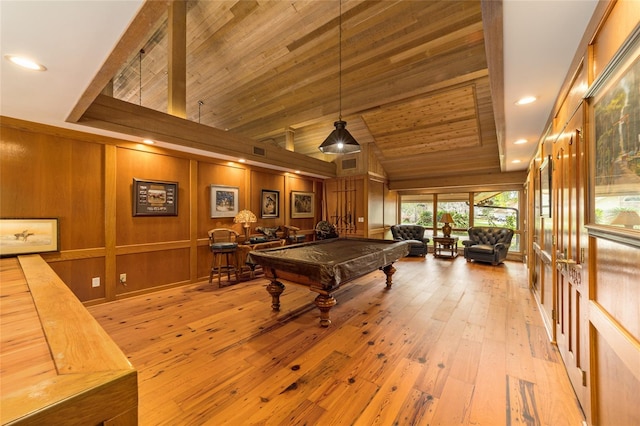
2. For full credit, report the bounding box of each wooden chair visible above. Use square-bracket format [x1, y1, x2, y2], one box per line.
[208, 228, 239, 286]
[282, 225, 305, 244]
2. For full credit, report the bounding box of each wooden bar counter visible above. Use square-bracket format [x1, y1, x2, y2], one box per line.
[1, 255, 137, 425]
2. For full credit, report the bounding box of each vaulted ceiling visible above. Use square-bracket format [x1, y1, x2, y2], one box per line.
[100, 0, 502, 185]
[1, 0, 599, 189]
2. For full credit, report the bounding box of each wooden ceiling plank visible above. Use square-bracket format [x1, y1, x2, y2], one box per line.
[182, 1, 482, 130]
[167, 0, 187, 118]
[74, 0, 506, 184]
[225, 45, 488, 138]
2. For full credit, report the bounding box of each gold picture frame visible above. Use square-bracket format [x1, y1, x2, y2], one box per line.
[586, 24, 640, 231]
[0, 218, 60, 257]
[291, 191, 314, 218]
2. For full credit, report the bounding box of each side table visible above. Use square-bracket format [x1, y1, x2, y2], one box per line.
[433, 236, 459, 259]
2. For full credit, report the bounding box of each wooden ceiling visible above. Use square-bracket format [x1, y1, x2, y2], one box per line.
[96, 0, 512, 186]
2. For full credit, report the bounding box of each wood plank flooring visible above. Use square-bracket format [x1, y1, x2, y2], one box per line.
[88, 257, 585, 425]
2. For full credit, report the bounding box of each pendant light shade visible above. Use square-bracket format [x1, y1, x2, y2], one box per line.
[319, 120, 360, 154]
[319, 1, 360, 154]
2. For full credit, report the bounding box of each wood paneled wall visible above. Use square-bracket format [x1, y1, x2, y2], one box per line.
[0, 117, 323, 304]
[323, 176, 366, 238]
[321, 173, 397, 240]
[526, 1, 640, 424]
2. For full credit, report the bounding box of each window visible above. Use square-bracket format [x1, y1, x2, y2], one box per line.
[436, 193, 469, 238]
[399, 189, 523, 254]
[400, 195, 434, 228]
[474, 191, 520, 251]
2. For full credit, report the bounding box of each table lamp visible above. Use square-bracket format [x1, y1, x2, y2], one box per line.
[439, 213, 454, 237]
[234, 209, 257, 241]
[611, 210, 640, 229]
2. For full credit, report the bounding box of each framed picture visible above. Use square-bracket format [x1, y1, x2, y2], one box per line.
[133, 178, 178, 216]
[0, 218, 59, 257]
[210, 185, 239, 218]
[586, 25, 640, 228]
[261, 190, 279, 218]
[539, 155, 552, 218]
[291, 191, 314, 218]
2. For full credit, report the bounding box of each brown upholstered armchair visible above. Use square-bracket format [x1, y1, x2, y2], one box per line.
[390, 224, 430, 257]
[462, 227, 514, 265]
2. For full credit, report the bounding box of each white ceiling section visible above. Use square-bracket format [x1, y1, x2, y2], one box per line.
[0, 0, 143, 130]
[1, 0, 598, 174]
[502, 0, 598, 166]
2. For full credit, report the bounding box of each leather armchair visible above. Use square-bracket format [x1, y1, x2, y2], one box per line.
[462, 227, 514, 265]
[390, 224, 430, 257]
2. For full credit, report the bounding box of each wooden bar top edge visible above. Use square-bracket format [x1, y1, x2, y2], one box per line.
[0, 255, 138, 425]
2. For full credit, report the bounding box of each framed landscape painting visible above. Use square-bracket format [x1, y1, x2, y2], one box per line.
[291, 191, 314, 218]
[586, 26, 640, 229]
[0, 218, 59, 257]
[210, 185, 239, 218]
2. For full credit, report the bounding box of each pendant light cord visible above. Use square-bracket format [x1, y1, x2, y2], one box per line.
[139, 48, 145, 106]
[338, 0, 342, 121]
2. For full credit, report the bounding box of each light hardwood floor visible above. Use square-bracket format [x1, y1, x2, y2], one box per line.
[88, 256, 585, 425]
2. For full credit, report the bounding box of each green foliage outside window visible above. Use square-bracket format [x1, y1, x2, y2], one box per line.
[400, 190, 521, 251]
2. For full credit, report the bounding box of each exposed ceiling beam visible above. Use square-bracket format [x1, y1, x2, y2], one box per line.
[80, 94, 337, 178]
[481, 0, 506, 171]
[389, 170, 526, 192]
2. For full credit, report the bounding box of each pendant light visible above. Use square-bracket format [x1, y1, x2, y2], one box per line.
[318, 0, 360, 154]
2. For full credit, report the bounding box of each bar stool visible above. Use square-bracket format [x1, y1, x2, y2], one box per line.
[208, 228, 239, 287]
[283, 225, 305, 244]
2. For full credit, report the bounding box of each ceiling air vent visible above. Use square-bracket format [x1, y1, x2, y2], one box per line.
[253, 146, 266, 157]
[342, 158, 357, 170]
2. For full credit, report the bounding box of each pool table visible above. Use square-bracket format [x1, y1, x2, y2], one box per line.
[246, 237, 410, 327]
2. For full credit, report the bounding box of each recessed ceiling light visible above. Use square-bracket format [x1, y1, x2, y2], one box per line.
[4, 54, 47, 71]
[142, 139, 155, 145]
[294, 170, 301, 174]
[515, 96, 537, 105]
[514, 139, 528, 145]
[238, 159, 246, 163]
[512, 159, 522, 164]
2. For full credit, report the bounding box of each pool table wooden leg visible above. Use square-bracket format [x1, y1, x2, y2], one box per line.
[382, 263, 397, 288]
[266, 279, 285, 311]
[314, 294, 337, 327]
